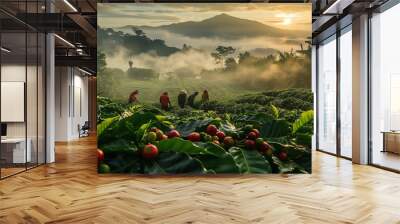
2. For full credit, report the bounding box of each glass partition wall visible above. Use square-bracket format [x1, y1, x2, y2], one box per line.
[339, 26, 352, 159]
[317, 35, 337, 155]
[316, 26, 352, 159]
[370, 3, 400, 171]
[0, 3, 46, 179]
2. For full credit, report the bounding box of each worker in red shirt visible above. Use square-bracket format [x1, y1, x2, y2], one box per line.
[160, 92, 171, 111]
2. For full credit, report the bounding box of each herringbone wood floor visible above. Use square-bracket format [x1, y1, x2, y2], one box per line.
[1, 136, 400, 224]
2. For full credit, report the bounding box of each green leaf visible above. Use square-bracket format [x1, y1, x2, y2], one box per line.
[107, 154, 141, 173]
[195, 142, 227, 157]
[176, 118, 213, 137]
[295, 133, 312, 147]
[195, 154, 240, 173]
[158, 138, 207, 154]
[272, 156, 307, 174]
[155, 115, 167, 122]
[260, 119, 291, 138]
[143, 152, 205, 174]
[219, 120, 237, 133]
[158, 140, 240, 173]
[101, 139, 138, 154]
[271, 104, 280, 119]
[195, 143, 240, 173]
[159, 138, 227, 156]
[270, 142, 310, 159]
[97, 116, 119, 138]
[101, 139, 141, 173]
[292, 110, 313, 134]
[230, 147, 271, 174]
[125, 110, 158, 129]
[136, 122, 152, 143]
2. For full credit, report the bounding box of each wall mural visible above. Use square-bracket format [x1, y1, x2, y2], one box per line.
[97, 3, 313, 174]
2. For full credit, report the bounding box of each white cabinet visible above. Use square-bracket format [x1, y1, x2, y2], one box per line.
[1, 138, 32, 163]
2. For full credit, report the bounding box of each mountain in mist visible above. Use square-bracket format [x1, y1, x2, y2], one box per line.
[98, 27, 180, 57]
[120, 13, 306, 40]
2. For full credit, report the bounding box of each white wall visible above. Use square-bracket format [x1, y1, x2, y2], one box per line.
[55, 66, 70, 141]
[1, 65, 26, 138]
[55, 67, 89, 141]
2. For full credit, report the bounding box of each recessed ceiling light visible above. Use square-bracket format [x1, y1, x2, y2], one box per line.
[1, 47, 11, 53]
[322, 0, 354, 15]
[78, 67, 93, 76]
[54, 34, 75, 48]
[63, 0, 78, 12]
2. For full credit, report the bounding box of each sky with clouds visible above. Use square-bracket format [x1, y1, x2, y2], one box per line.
[98, 3, 311, 32]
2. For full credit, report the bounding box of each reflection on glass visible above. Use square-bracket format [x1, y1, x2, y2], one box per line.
[1, 32, 27, 177]
[0, 0, 47, 179]
[318, 36, 337, 154]
[371, 3, 400, 171]
[340, 28, 352, 158]
[27, 31, 38, 169]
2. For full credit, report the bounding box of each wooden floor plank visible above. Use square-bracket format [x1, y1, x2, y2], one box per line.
[0, 136, 400, 223]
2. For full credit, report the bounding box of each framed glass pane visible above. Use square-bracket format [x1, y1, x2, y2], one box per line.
[1, 31, 27, 177]
[370, 4, 400, 171]
[339, 27, 352, 158]
[317, 35, 337, 154]
[27, 31, 38, 169]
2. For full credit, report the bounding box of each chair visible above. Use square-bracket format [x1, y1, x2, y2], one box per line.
[79, 121, 90, 138]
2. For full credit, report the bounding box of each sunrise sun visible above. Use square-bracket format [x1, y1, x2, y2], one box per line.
[277, 13, 294, 26]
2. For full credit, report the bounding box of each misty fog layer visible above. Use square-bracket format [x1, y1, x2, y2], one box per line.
[116, 27, 306, 54]
[106, 48, 221, 73]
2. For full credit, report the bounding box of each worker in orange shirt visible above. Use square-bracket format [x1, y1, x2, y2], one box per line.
[160, 92, 171, 111]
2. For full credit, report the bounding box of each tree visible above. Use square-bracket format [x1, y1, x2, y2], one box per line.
[132, 28, 146, 37]
[97, 51, 106, 73]
[182, 44, 192, 51]
[211, 46, 236, 64]
[225, 57, 237, 70]
[238, 51, 251, 64]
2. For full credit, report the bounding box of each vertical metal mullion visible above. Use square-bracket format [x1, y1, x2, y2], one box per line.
[315, 44, 320, 150]
[36, 0, 39, 167]
[44, 0, 48, 165]
[336, 29, 341, 157]
[44, 31, 47, 164]
[367, 11, 373, 165]
[25, 0, 28, 171]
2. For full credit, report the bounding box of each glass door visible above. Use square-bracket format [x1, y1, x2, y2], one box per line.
[317, 35, 337, 154]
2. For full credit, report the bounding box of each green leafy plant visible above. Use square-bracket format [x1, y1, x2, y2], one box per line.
[97, 89, 313, 174]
